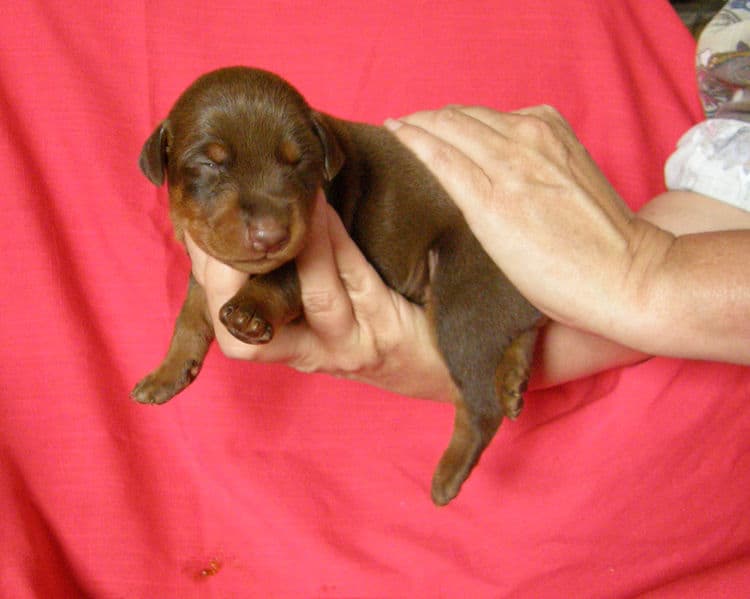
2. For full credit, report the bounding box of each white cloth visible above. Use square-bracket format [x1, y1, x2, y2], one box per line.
[664, 118, 750, 210]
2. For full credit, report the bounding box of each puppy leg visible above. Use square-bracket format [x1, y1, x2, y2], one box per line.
[495, 328, 538, 420]
[428, 228, 539, 505]
[132, 275, 214, 405]
[219, 261, 302, 344]
[432, 392, 502, 506]
[432, 328, 537, 505]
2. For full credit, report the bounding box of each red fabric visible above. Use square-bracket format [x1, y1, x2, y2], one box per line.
[1, 1, 748, 597]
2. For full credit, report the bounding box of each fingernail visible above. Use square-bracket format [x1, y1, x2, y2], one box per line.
[383, 118, 403, 132]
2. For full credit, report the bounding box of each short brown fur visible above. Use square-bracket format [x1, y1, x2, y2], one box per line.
[132, 67, 542, 505]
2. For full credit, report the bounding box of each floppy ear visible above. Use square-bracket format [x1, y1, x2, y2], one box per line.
[311, 112, 344, 182]
[138, 122, 169, 186]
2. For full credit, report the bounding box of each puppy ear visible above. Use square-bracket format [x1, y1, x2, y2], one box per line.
[139, 122, 169, 186]
[311, 112, 344, 182]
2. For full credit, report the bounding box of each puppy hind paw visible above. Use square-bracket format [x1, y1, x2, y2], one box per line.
[219, 303, 273, 344]
[430, 437, 484, 507]
[500, 384, 525, 420]
[131, 377, 175, 405]
[131, 360, 201, 405]
[495, 329, 537, 420]
[431, 469, 463, 507]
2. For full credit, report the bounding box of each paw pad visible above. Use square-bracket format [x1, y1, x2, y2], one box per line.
[220, 303, 273, 344]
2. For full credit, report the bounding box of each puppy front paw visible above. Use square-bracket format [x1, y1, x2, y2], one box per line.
[131, 359, 201, 405]
[220, 302, 273, 344]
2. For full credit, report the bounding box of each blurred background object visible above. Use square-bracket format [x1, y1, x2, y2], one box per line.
[670, 0, 727, 37]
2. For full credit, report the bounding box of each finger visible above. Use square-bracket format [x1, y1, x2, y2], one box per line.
[196, 252, 247, 322]
[509, 104, 575, 135]
[398, 105, 580, 171]
[391, 107, 507, 165]
[184, 231, 289, 361]
[184, 232, 208, 286]
[184, 232, 247, 311]
[463, 105, 581, 168]
[198, 255, 249, 350]
[454, 104, 574, 140]
[392, 105, 574, 150]
[323, 202, 400, 323]
[294, 190, 356, 339]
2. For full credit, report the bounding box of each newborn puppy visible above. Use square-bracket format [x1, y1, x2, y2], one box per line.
[132, 67, 542, 506]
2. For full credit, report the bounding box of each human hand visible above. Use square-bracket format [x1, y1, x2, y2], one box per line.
[186, 190, 458, 401]
[386, 106, 675, 348]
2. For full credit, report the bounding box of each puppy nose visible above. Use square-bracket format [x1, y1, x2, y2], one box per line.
[249, 218, 289, 253]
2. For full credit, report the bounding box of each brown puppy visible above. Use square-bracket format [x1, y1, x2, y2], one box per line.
[132, 67, 542, 506]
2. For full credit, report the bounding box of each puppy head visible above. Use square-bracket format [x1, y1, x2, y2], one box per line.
[139, 66, 344, 274]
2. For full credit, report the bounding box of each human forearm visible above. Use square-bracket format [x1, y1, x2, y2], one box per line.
[390, 107, 750, 371]
[627, 227, 750, 363]
[529, 323, 647, 389]
[623, 191, 750, 363]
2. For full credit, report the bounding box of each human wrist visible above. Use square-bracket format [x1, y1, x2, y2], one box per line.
[615, 220, 750, 362]
[593, 217, 677, 355]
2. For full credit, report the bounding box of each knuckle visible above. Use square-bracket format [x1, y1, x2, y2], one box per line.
[429, 144, 455, 172]
[337, 351, 382, 380]
[338, 269, 369, 298]
[301, 288, 340, 315]
[514, 112, 573, 161]
[433, 106, 462, 126]
[537, 103, 563, 120]
[516, 113, 555, 142]
[536, 104, 574, 138]
[334, 324, 383, 377]
[291, 339, 381, 380]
